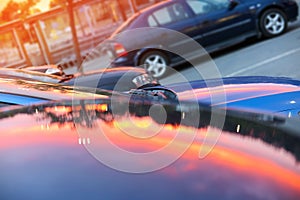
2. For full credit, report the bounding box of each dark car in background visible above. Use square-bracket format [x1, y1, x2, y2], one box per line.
[106, 0, 298, 78]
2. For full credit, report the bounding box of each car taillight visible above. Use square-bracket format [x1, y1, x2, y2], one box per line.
[113, 43, 128, 57]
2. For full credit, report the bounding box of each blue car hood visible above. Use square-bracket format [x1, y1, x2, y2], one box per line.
[0, 97, 300, 199]
[169, 76, 300, 117]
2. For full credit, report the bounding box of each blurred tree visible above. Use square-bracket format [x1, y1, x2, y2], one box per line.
[0, 0, 40, 22]
[49, 0, 65, 8]
[1, 0, 20, 22]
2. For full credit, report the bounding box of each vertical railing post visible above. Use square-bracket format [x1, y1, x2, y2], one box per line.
[67, 0, 83, 73]
[34, 21, 54, 65]
[13, 28, 32, 67]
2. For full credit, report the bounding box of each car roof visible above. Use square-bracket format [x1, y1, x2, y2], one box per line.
[0, 66, 146, 84]
[0, 77, 109, 106]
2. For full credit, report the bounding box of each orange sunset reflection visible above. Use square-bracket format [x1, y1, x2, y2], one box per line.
[1, 105, 300, 197]
[75, 113, 300, 194]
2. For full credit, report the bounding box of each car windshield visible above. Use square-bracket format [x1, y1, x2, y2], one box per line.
[0, 0, 299, 199]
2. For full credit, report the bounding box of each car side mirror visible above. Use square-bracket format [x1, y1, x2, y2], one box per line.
[228, 0, 239, 10]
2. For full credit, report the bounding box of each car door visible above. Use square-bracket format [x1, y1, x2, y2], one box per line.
[185, 0, 256, 50]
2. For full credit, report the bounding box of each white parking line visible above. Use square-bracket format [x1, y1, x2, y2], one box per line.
[227, 47, 300, 76]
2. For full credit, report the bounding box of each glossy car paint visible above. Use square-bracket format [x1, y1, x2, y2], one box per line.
[169, 76, 300, 117]
[0, 99, 299, 199]
[0, 67, 155, 92]
[108, 0, 298, 69]
[125, 76, 300, 118]
[1, 74, 299, 118]
[0, 78, 108, 106]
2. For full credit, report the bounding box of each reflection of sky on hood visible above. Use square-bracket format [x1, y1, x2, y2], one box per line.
[0, 112, 300, 200]
[176, 83, 300, 105]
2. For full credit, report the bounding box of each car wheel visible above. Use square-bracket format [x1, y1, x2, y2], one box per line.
[260, 8, 287, 38]
[139, 51, 169, 78]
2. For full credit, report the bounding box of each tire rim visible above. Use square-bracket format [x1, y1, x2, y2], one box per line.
[144, 54, 167, 78]
[264, 12, 285, 35]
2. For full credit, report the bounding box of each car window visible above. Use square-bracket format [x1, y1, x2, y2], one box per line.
[148, 3, 189, 26]
[186, 0, 229, 15]
[148, 15, 158, 26]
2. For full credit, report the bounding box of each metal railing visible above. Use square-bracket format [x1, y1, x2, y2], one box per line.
[0, 0, 123, 69]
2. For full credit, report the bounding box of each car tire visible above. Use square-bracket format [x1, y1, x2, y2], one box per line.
[259, 8, 287, 38]
[139, 51, 169, 79]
